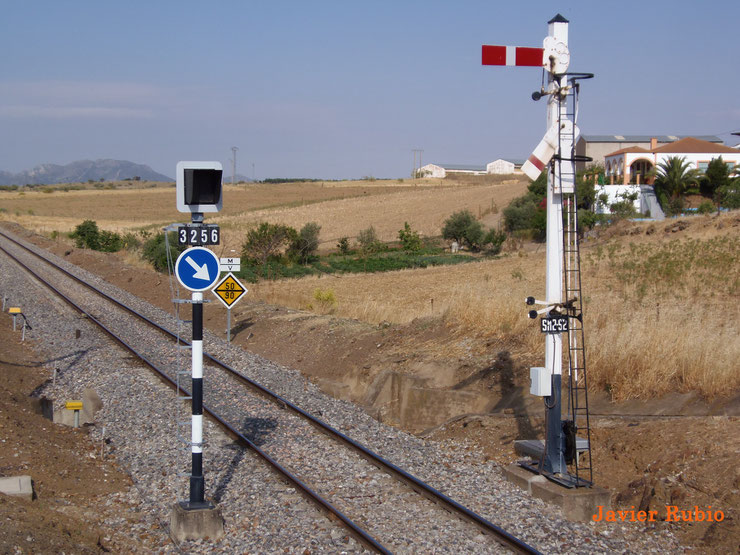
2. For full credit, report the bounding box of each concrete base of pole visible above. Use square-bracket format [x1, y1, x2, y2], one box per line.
[503, 464, 611, 522]
[0, 475, 33, 500]
[170, 501, 225, 542]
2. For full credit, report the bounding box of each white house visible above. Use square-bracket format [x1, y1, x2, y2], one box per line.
[417, 163, 447, 178]
[595, 137, 740, 217]
[486, 158, 525, 174]
[419, 159, 524, 178]
[575, 134, 724, 172]
[603, 137, 740, 185]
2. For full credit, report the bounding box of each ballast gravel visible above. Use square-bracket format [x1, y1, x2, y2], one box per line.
[0, 230, 682, 554]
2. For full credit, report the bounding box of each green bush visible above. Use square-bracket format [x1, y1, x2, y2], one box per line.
[442, 210, 484, 250]
[312, 288, 337, 313]
[697, 200, 715, 215]
[141, 232, 186, 272]
[288, 222, 321, 264]
[701, 157, 731, 199]
[69, 220, 124, 252]
[121, 232, 141, 250]
[578, 209, 603, 233]
[70, 220, 101, 250]
[357, 226, 383, 254]
[503, 196, 540, 232]
[667, 196, 686, 216]
[337, 236, 351, 255]
[717, 179, 740, 210]
[398, 222, 422, 252]
[241, 222, 297, 277]
[97, 230, 123, 252]
[482, 228, 507, 255]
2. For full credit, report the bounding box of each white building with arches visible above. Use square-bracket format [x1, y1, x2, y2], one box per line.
[596, 137, 740, 217]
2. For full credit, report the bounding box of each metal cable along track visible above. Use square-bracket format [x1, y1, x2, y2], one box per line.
[0, 231, 539, 555]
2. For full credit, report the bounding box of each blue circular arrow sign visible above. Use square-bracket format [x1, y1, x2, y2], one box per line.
[174, 247, 221, 292]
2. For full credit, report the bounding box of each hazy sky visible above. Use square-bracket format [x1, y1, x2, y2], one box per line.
[2, 1, 738, 180]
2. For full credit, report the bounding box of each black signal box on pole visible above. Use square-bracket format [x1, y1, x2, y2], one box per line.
[176, 161, 223, 214]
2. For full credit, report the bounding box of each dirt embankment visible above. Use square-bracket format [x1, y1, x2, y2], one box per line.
[0, 323, 142, 552]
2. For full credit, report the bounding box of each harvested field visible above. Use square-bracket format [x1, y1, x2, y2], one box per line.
[0, 177, 528, 254]
[213, 181, 527, 251]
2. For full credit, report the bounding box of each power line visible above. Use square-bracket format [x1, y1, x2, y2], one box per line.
[231, 146, 238, 185]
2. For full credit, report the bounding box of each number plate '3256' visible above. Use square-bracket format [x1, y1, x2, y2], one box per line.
[178, 224, 220, 246]
[540, 314, 569, 334]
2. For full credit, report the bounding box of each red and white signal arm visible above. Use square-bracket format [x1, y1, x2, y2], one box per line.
[482, 37, 569, 74]
[481, 45, 544, 67]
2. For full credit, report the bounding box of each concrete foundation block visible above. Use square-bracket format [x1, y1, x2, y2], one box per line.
[504, 463, 611, 522]
[53, 389, 102, 427]
[0, 475, 34, 500]
[170, 501, 225, 542]
[502, 463, 548, 494]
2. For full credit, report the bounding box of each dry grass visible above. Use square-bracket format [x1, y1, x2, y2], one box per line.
[586, 297, 737, 400]
[251, 216, 740, 400]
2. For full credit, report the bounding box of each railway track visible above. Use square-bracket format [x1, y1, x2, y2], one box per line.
[0, 229, 539, 554]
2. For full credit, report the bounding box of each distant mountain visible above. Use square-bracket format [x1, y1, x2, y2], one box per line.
[0, 159, 173, 185]
[223, 173, 253, 183]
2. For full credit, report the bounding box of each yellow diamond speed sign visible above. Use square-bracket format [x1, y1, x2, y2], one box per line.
[211, 273, 247, 308]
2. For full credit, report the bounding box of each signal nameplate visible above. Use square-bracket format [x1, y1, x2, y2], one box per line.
[540, 314, 569, 334]
[212, 273, 247, 309]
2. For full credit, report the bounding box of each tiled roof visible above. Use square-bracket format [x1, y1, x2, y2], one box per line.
[581, 135, 723, 143]
[437, 164, 487, 171]
[651, 137, 740, 154]
[604, 146, 650, 157]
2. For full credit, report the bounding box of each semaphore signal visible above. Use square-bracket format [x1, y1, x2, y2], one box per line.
[482, 14, 595, 489]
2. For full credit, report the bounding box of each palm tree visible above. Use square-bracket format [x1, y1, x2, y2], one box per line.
[653, 156, 701, 199]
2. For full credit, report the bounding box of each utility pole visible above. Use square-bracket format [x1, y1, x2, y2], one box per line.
[231, 146, 238, 185]
[412, 148, 423, 178]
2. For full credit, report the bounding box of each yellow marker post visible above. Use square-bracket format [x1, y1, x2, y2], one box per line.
[65, 401, 83, 428]
[8, 307, 21, 331]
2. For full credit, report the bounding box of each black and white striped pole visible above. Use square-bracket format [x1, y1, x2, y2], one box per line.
[171, 162, 225, 541]
[190, 290, 206, 506]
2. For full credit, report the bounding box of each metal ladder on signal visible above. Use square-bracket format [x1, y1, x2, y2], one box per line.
[164, 226, 197, 499]
[555, 81, 593, 487]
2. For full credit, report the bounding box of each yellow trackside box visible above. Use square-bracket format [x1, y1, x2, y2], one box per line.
[8, 307, 21, 314]
[65, 401, 83, 411]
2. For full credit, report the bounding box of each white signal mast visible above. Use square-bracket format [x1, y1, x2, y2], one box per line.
[483, 14, 594, 487]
